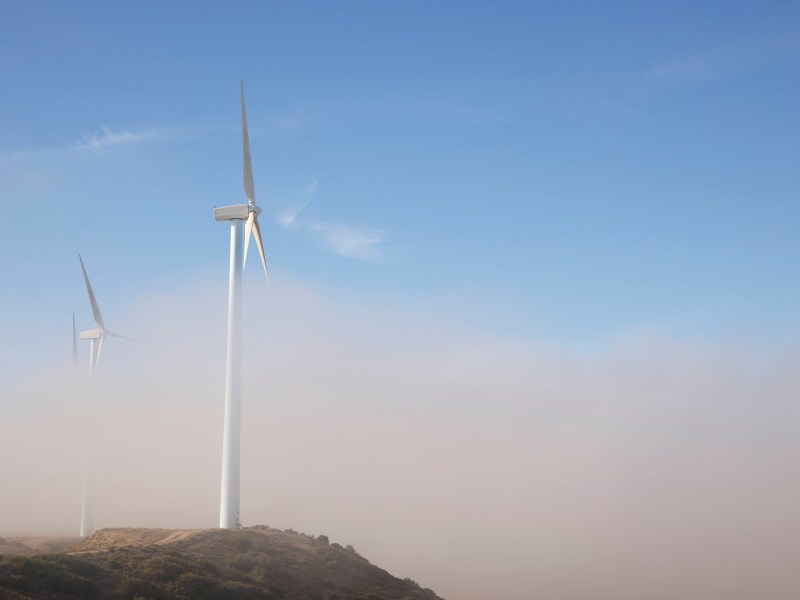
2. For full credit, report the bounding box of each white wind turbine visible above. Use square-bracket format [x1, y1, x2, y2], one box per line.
[214, 81, 269, 529]
[79, 255, 134, 373]
[77, 255, 133, 537]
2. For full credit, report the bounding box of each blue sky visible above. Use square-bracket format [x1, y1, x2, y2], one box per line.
[2, 1, 800, 371]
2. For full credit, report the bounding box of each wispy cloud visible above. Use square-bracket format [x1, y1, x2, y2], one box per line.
[278, 180, 389, 262]
[0, 125, 179, 166]
[647, 32, 800, 88]
[311, 222, 388, 262]
[76, 126, 165, 149]
[0, 103, 309, 167]
[278, 180, 317, 228]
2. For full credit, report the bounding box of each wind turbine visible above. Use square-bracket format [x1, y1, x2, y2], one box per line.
[214, 81, 269, 529]
[76, 255, 133, 536]
[78, 255, 134, 373]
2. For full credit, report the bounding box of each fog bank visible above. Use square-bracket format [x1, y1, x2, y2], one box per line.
[2, 277, 799, 600]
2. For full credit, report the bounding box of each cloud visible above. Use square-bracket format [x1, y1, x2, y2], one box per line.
[254, 109, 310, 134]
[648, 46, 732, 86]
[0, 104, 308, 167]
[76, 126, 164, 149]
[278, 180, 317, 228]
[647, 33, 800, 88]
[278, 181, 389, 262]
[0, 126, 178, 166]
[310, 222, 387, 262]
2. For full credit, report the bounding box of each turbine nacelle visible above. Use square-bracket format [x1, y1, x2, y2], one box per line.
[79, 328, 103, 340]
[214, 203, 262, 222]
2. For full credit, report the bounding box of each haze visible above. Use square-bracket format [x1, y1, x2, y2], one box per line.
[2, 277, 799, 600]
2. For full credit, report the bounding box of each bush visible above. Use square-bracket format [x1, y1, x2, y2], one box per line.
[141, 556, 185, 582]
[229, 555, 256, 572]
[118, 576, 166, 600]
[170, 572, 260, 600]
[0, 555, 99, 596]
[233, 534, 252, 552]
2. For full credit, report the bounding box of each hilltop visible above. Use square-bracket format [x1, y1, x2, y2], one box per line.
[0, 527, 443, 600]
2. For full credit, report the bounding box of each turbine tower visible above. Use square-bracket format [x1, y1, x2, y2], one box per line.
[77, 255, 133, 537]
[72, 313, 79, 370]
[214, 81, 269, 529]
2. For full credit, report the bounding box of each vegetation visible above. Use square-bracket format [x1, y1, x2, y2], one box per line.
[0, 527, 442, 600]
[0, 554, 99, 597]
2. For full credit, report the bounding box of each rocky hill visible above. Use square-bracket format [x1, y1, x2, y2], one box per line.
[0, 527, 443, 600]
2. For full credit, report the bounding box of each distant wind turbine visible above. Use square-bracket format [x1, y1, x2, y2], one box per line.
[79, 255, 134, 373]
[214, 81, 269, 529]
[76, 255, 134, 537]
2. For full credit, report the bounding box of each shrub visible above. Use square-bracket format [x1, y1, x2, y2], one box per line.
[141, 556, 185, 582]
[234, 534, 252, 552]
[170, 572, 223, 600]
[229, 555, 256, 572]
[0, 555, 99, 596]
[118, 576, 166, 600]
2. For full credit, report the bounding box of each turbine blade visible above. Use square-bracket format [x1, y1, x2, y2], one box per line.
[252, 215, 269, 282]
[94, 335, 105, 371]
[79, 255, 105, 329]
[107, 331, 138, 342]
[72, 313, 79, 369]
[241, 80, 255, 205]
[243, 211, 255, 269]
